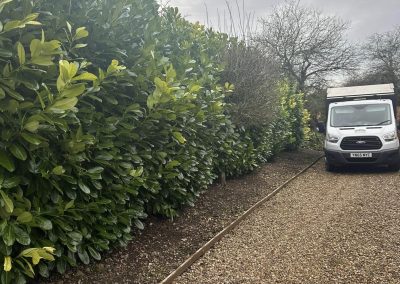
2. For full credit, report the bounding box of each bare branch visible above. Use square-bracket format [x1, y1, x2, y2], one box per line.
[222, 44, 281, 127]
[255, 0, 356, 92]
[361, 26, 400, 92]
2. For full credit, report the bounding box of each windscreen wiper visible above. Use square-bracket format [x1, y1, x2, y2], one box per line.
[375, 120, 391, 125]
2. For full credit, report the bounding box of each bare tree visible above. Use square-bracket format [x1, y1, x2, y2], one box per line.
[343, 69, 395, 87]
[256, 0, 356, 92]
[365, 27, 400, 93]
[222, 43, 281, 128]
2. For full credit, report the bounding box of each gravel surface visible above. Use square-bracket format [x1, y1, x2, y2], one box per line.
[46, 150, 321, 284]
[176, 163, 400, 284]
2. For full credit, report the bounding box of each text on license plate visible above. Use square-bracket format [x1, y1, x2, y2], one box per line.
[350, 153, 372, 158]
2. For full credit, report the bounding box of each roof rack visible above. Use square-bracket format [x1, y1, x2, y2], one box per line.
[327, 83, 395, 100]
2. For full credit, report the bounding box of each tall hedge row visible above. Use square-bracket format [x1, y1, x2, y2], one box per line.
[0, 0, 309, 282]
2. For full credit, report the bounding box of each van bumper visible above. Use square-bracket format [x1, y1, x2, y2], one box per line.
[324, 148, 400, 166]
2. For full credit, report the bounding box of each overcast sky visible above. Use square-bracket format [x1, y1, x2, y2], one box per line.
[166, 0, 400, 41]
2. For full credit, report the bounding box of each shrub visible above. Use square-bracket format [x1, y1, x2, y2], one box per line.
[0, 1, 309, 282]
[278, 82, 311, 151]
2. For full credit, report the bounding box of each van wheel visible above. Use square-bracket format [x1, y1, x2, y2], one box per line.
[325, 162, 336, 172]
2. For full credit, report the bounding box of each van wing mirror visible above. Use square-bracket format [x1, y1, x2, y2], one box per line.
[317, 122, 326, 134]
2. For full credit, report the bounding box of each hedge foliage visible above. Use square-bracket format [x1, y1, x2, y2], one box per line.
[0, 0, 309, 282]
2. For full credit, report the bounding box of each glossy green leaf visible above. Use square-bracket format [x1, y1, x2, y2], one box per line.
[17, 42, 25, 65]
[190, 85, 201, 93]
[14, 225, 31, 245]
[31, 56, 54, 66]
[87, 167, 104, 174]
[38, 262, 49, 278]
[37, 250, 55, 262]
[61, 84, 85, 98]
[129, 167, 143, 177]
[72, 72, 97, 81]
[3, 256, 11, 272]
[0, 190, 13, 213]
[88, 246, 101, 261]
[48, 97, 78, 112]
[2, 176, 20, 189]
[78, 180, 90, 194]
[68, 231, 82, 242]
[74, 27, 89, 40]
[166, 160, 180, 169]
[35, 217, 52, 230]
[73, 43, 88, 49]
[64, 200, 74, 210]
[21, 132, 42, 145]
[0, 150, 15, 172]
[16, 212, 33, 224]
[172, 132, 186, 144]
[26, 20, 41, 26]
[66, 21, 72, 33]
[56, 258, 67, 274]
[30, 251, 41, 265]
[9, 144, 27, 161]
[0, 0, 13, 13]
[52, 166, 65, 175]
[3, 224, 15, 246]
[23, 120, 39, 132]
[30, 39, 40, 57]
[4, 20, 22, 31]
[77, 249, 90, 265]
[3, 86, 24, 101]
[134, 219, 144, 230]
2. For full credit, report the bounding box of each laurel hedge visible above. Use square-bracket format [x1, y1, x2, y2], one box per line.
[0, 1, 308, 282]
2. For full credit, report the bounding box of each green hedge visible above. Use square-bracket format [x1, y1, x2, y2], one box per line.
[0, 1, 308, 282]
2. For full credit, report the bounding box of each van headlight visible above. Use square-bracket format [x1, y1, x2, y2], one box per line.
[383, 131, 397, 142]
[326, 133, 339, 143]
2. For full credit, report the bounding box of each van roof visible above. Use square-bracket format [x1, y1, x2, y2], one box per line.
[327, 83, 394, 99]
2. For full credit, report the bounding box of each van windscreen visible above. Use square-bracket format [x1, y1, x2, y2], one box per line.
[330, 104, 392, 127]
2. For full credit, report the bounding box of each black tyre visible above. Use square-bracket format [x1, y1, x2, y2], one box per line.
[389, 163, 400, 172]
[325, 162, 336, 172]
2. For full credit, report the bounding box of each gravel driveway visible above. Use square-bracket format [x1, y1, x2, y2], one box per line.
[176, 162, 400, 284]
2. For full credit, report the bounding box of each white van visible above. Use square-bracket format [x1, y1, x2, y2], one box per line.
[324, 83, 400, 171]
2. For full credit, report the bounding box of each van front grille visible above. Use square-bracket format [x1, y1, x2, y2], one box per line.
[340, 136, 382, 150]
[345, 158, 378, 163]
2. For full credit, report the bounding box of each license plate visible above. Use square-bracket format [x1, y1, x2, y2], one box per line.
[350, 153, 372, 158]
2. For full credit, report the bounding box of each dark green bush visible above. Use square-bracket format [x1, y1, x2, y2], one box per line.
[0, 1, 309, 282]
[278, 82, 311, 151]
